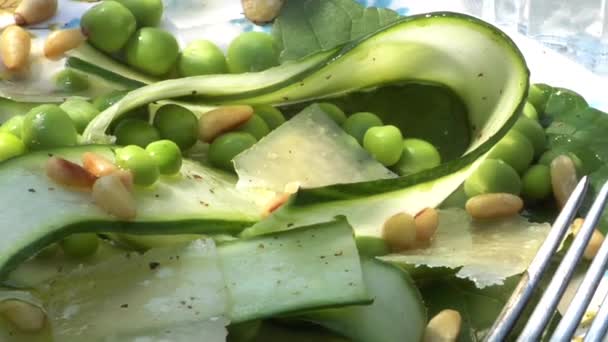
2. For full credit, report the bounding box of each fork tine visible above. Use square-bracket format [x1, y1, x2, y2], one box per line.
[484, 176, 589, 342]
[585, 277, 608, 341]
[518, 180, 608, 341]
[549, 181, 608, 341]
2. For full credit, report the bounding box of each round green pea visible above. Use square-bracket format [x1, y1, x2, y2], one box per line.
[22, 105, 78, 150]
[237, 115, 270, 140]
[0, 115, 24, 138]
[522, 164, 552, 200]
[92, 90, 128, 111]
[522, 102, 539, 121]
[125, 27, 180, 76]
[318, 103, 347, 125]
[528, 84, 550, 114]
[177, 40, 228, 77]
[115, 145, 160, 186]
[208, 132, 257, 171]
[152, 104, 198, 151]
[342, 112, 383, 144]
[363, 125, 403, 166]
[114, 119, 160, 148]
[464, 159, 522, 197]
[227, 32, 279, 73]
[512, 116, 546, 157]
[60, 98, 100, 133]
[146, 140, 182, 175]
[487, 130, 534, 174]
[0, 132, 26, 162]
[81, 1, 136, 53]
[116, 0, 163, 27]
[393, 138, 441, 176]
[54, 69, 89, 93]
[355, 236, 389, 257]
[61, 233, 99, 259]
[253, 105, 285, 130]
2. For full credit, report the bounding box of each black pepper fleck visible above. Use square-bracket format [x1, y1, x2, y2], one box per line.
[149, 262, 160, 270]
[28, 188, 36, 193]
[120, 304, 128, 308]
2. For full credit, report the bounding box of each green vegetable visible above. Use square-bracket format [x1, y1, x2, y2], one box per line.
[512, 116, 546, 157]
[522, 164, 552, 200]
[209, 132, 257, 171]
[538, 150, 584, 175]
[152, 104, 198, 150]
[0, 132, 25, 162]
[363, 125, 403, 166]
[0, 115, 24, 138]
[146, 140, 182, 175]
[178, 40, 228, 77]
[114, 119, 160, 148]
[318, 103, 347, 125]
[464, 159, 522, 197]
[527, 83, 551, 114]
[393, 138, 441, 176]
[22, 105, 78, 150]
[355, 236, 389, 257]
[237, 115, 270, 140]
[343, 112, 383, 144]
[115, 145, 160, 186]
[522, 102, 538, 121]
[60, 233, 99, 258]
[116, 0, 163, 27]
[81, 1, 136, 53]
[125, 28, 180, 76]
[92, 90, 128, 111]
[253, 105, 285, 129]
[487, 130, 534, 174]
[227, 32, 279, 73]
[60, 98, 100, 133]
[54, 69, 89, 93]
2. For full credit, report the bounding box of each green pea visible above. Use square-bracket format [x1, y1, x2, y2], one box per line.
[253, 105, 285, 130]
[125, 27, 180, 76]
[146, 140, 182, 175]
[81, 1, 136, 53]
[152, 104, 198, 150]
[54, 69, 90, 93]
[487, 130, 534, 174]
[92, 90, 128, 111]
[355, 236, 389, 257]
[22, 105, 78, 150]
[318, 103, 347, 125]
[522, 102, 539, 121]
[114, 119, 160, 148]
[227, 32, 279, 73]
[522, 164, 552, 200]
[177, 40, 228, 77]
[116, 0, 163, 27]
[237, 115, 270, 140]
[208, 132, 257, 171]
[61, 234, 99, 259]
[342, 112, 383, 144]
[363, 125, 403, 166]
[0, 132, 26, 162]
[464, 159, 522, 197]
[528, 84, 551, 114]
[60, 98, 100, 133]
[0, 115, 24, 138]
[115, 145, 160, 186]
[393, 138, 441, 176]
[512, 116, 546, 157]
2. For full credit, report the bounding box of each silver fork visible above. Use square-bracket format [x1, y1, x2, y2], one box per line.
[484, 176, 608, 342]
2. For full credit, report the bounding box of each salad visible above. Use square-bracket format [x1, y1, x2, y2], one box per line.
[0, 0, 606, 341]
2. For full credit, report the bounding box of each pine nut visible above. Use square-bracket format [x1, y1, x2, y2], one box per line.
[415, 208, 439, 243]
[0, 25, 31, 71]
[198, 105, 254, 143]
[46, 156, 97, 190]
[43, 28, 86, 60]
[242, 0, 285, 24]
[465, 193, 523, 220]
[92, 174, 136, 220]
[114, 169, 135, 193]
[14, 0, 58, 26]
[424, 309, 461, 342]
[382, 212, 417, 252]
[82, 152, 118, 177]
[0, 300, 45, 333]
[570, 218, 605, 260]
[551, 155, 578, 209]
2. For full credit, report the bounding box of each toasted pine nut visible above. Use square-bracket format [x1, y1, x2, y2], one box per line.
[465, 193, 523, 220]
[263, 192, 290, 217]
[82, 152, 118, 177]
[92, 174, 137, 220]
[415, 208, 439, 243]
[0, 25, 31, 71]
[14, 0, 58, 26]
[114, 169, 134, 193]
[198, 105, 254, 143]
[382, 212, 417, 252]
[551, 155, 578, 209]
[242, 0, 285, 23]
[424, 309, 461, 342]
[0, 300, 46, 333]
[570, 218, 605, 260]
[43, 28, 86, 59]
[46, 157, 97, 190]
